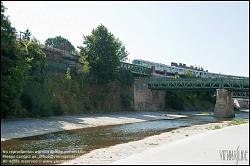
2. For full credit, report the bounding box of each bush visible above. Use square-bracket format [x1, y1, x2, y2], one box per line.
[117, 69, 133, 86]
[165, 91, 184, 110]
[165, 91, 215, 111]
[213, 125, 221, 130]
[52, 101, 64, 116]
[120, 93, 132, 109]
[20, 80, 54, 117]
[229, 119, 246, 126]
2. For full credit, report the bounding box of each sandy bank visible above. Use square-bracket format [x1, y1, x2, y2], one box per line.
[1, 111, 183, 141]
[61, 120, 249, 165]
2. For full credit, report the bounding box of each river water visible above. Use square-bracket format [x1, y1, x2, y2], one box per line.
[1, 111, 249, 165]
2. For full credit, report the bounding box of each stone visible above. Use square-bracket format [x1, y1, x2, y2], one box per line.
[214, 89, 235, 118]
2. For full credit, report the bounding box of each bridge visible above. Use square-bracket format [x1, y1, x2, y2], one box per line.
[39, 40, 249, 118]
[146, 77, 249, 118]
[148, 77, 249, 93]
[232, 91, 249, 99]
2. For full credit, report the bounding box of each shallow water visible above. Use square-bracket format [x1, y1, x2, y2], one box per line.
[1, 111, 249, 165]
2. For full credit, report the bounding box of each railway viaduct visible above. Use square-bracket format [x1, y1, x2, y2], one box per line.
[42, 45, 249, 118]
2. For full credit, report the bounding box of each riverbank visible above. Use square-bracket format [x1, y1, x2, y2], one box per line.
[1, 111, 188, 141]
[61, 119, 249, 165]
[1, 111, 248, 165]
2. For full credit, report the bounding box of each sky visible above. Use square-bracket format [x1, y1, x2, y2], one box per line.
[2, 1, 249, 77]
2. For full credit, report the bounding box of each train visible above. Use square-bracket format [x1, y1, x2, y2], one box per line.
[132, 59, 247, 79]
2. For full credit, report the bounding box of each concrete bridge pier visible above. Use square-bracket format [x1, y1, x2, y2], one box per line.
[133, 78, 165, 111]
[214, 89, 235, 118]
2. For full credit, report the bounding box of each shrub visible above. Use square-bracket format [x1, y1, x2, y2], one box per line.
[120, 93, 132, 109]
[52, 101, 64, 116]
[165, 91, 184, 110]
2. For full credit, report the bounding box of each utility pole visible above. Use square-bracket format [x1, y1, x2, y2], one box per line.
[19, 31, 25, 42]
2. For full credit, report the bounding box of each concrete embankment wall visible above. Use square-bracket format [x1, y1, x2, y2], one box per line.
[133, 78, 165, 111]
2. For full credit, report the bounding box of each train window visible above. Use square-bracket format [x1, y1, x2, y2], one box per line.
[133, 60, 139, 64]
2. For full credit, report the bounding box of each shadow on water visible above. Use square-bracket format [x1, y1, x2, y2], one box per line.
[1, 111, 249, 165]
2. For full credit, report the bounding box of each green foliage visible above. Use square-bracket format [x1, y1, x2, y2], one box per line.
[78, 48, 90, 76]
[184, 70, 195, 78]
[24, 39, 47, 82]
[229, 119, 247, 126]
[20, 78, 65, 117]
[117, 69, 133, 86]
[52, 101, 64, 116]
[165, 91, 184, 110]
[165, 91, 215, 111]
[1, 2, 16, 54]
[65, 68, 72, 80]
[1, 4, 133, 118]
[120, 93, 132, 109]
[213, 125, 222, 130]
[1, 3, 48, 118]
[20, 81, 53, 117]
[45, 36, 76, 53]
[174, 73, 180, 79]
[81, 24, 128, 84]
[1, 3, 30, 118]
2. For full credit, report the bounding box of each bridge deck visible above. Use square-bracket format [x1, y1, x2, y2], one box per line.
[148, 78, 249, 91]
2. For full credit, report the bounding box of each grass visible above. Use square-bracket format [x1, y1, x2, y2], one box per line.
[213, 125, 222, 130]
[201, 112, 211, 115]
[229, 119, 247, 126]
[210, 119, 248, 130]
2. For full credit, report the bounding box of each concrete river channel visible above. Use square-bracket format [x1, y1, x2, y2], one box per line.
[1, 111, 249, 165]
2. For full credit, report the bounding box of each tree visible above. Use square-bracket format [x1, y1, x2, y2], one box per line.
[81, 24, 128, 84]
[45, 36, 76, 54]
[64, 67, 72, 89]
[1, 2, 24, 117]
[78, 47, 90, 75]
[1, 2, 16, 68]
[174, 73, 180, 79]
[76, 46, 90, 87]
[65, 67, 72, 81]
[24, 39, 47, 82]
[184, 70, 195, 78]
[1, 2, 47, 118]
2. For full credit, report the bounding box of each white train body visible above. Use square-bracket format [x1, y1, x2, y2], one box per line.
[132, 59, 246, 79]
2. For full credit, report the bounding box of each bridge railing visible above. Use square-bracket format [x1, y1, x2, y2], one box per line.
[232, 91, 249, 99]
[148, 77, 249, 91]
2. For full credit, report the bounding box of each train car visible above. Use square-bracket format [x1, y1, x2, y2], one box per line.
[132, 59, 247, 79]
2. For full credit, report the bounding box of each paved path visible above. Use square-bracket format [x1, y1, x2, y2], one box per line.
[111, 124, 249, 165]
